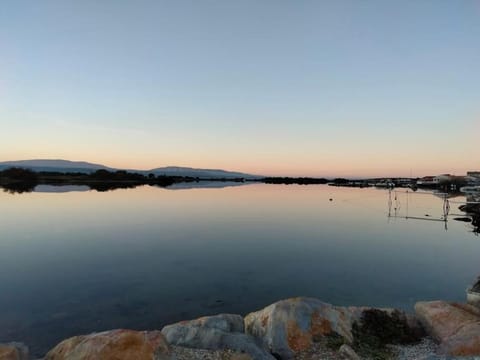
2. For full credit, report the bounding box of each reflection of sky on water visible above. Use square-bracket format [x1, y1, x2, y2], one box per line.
[0, 184, 479, 356]
[34, 185, 91, 193]
[164, 181, 251, 190]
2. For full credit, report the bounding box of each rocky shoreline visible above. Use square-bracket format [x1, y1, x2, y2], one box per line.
[1, 297, 480, 360]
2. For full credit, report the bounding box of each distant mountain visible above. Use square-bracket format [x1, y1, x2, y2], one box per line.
[146, 166, 260, 179]
[0, 159, 112, 173]
[0, 159, 261, 179]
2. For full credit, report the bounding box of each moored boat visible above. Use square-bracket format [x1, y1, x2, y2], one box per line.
[460, 186, 480, 194]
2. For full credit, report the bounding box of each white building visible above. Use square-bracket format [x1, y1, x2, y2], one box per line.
[467, 172, 480, 183]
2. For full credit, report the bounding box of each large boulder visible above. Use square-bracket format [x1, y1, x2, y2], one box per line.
[244, 298, 359, 359]
[244, 297, 419, 359]
[45, 329, 170, 360]
[0, 343, 29, 360]
[415, 301, 480, 356]
[161, 314, 274, 360]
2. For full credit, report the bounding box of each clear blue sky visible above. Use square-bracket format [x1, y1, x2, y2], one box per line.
[1, 0, 479, 177]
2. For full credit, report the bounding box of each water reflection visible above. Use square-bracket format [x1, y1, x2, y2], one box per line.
[1, 182, 37, 194]
[0, 184, 479, 356]
[1, 181, 251, 194]
[386, 189, 479, 234]
[459, 194, 480, 235]
[34, 185, 91, 193]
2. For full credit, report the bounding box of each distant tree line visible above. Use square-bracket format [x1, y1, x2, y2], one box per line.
[0, 168, 39, 193]
[0, 168, 181, 193]
[0, 168, 357, 193]
[0, 167, 258, 194]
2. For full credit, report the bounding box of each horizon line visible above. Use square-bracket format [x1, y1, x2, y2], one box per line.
[1, 157, 477, 180]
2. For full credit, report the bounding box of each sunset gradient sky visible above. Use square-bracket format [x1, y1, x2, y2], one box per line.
[1, 0, 479, 177]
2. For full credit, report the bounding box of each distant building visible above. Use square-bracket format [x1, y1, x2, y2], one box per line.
[417, 174, 457, 186]
[418, 174, 472, 186]
[417, 176, 438, 186]
[467, 172, 480, 184]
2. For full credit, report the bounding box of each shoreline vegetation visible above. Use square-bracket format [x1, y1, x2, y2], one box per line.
[0, 167, 252, 194]
[0, 167, 465, 194]
[0, 168, 365, 193]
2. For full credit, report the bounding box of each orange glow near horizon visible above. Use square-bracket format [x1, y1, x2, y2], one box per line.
[2, 110, 478, 178]
[1, 147, 478, 178]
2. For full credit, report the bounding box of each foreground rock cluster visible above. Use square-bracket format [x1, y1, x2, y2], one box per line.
[2, 297, 480, 359]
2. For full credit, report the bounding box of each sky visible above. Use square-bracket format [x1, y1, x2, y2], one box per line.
[0, 0, 479, 177]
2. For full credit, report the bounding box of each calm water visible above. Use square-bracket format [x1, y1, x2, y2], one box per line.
[1, 184, 479, 355]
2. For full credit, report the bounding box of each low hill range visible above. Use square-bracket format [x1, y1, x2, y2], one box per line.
[146, 166, 257, 179]
[0, 159, 113, 173]
[0, 159, 261, 180]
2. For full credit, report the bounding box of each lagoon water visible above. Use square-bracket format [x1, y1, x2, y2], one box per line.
[0, 184, 479, 355]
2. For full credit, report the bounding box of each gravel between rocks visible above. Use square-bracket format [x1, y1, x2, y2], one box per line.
[170, 346, 248, 360]
[391, 337, 442, 360]
[170, 337, 444, 360]
[293, 341, 342, 360]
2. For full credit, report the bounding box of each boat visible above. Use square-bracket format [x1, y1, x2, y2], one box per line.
[460, 186, 480, 194]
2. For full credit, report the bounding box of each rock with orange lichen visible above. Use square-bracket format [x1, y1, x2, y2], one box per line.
[0, 343, 29, 360]
[44, 329, 170, 360]
[244, 297, 417, 359]
[161, 314, 274, 360]
[415, 300, 480, 357]
[244, 298, 356, 359]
